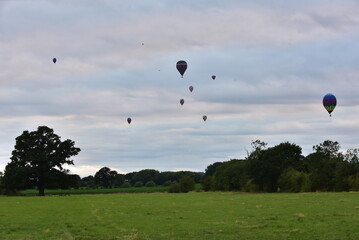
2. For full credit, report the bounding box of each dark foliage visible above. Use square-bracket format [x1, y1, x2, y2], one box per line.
[3, 126, 80, 196]
[179, 176, 195, 193]
[208, 140, 359, 193]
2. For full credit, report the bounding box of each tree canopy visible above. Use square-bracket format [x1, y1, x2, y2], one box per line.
[3, 126, 81, 196]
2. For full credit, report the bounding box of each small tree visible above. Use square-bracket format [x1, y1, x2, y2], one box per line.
[134, 181, 144, 187]
[278, 168, 311, 192]
[4, 126, 80, 196]
[179, 176, 195, 193]
[145, 181, 156, 187]
[121, 182, 131, 188]
[168, 183, 181, 193]
[163, 180, 172, 186]
[201, 176, 213, 191]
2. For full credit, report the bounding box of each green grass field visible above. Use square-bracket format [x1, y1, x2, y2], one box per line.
[1, 192, 358, 240]
[20, 186, 169, 195]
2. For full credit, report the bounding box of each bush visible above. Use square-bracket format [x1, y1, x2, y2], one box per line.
[163, 180, 172, 186]
[121, 182, 131, 188]
[145, 181, 156, 187]
[134, 181, 144, 187]
[278, 168, 311, 193]
[168, 183, 181, 193]
[242, 179, 260, 193]
[201, 176, 213, 191]
[179, 176, 195, 193]
[348, 174, 359, 191]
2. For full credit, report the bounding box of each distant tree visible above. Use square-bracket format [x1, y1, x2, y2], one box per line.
[113, 173, 125, 187]
[201, 176, 213, 191]
[344, 148, 359, 173]
[348, 173, 359, 191]
[145, 180, 156, 187]
[344, 148, 359, 191]
[247, 141, 303, 192]
[246, 140, 268, 158]
[168, 182, 181, 193]
[163, 180, 172, 186]
[121, 182, 131, 188]
[213, 159, 248, 191]
[132, 169, 160, 185]
[205, 162, 223, 176]
[3, 126, 80, 196]
[157, 171, 202, 185]
[277, 168, 311, 192]
[81, 175, 96, 188]
[125, 171, 137, 184]
[305, 140, 344, 191]
[179, 176, 195, 193]
[313, 140, 342, 158]
[94, 167, 118, 188]
[134, 181, 144, 187]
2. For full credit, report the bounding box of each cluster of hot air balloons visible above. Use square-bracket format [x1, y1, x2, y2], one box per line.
[176, 60, 215, 122]
[52, 57, 337, 123]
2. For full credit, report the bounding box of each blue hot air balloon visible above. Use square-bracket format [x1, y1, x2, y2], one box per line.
[323, 93, 337, 117]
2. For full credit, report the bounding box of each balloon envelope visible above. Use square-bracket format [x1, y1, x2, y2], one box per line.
[212, 75, 216, 80]
[176, 60, 187, 77]
[127, 117, 132, 124]
[323, 93, 337, 117]
[189, 86, 193, 92]
[53, 58, 57, 64]
[203, 115, 207, 121]
[180, 99, 184, 106]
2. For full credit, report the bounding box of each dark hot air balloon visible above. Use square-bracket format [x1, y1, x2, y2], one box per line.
[189, 86, 193, 92]
[53, 58, 57, 64]
[127, 117, 132, 124]
[212, 75, 216, 80]
[203, 115, 207, 121]
[180, 99, 184, 106]
[176, 60, 187, 78]
[323, 93, 337, 117]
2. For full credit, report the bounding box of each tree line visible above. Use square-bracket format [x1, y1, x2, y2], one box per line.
[0, 126, 358, 195]
[82, 167, 202, 189]
[202, 140, 359, 192]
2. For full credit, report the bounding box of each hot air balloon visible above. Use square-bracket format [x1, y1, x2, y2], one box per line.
[127, 117, 132, 124]
[323, 93, 337, 117]
[189, 86, 193, 92]
[53, 58, 57, 64]
[180, 99, 184, 106]
[212, 75, 216, 80]
[176, 60, 187, 78]
[203, 115, 207, 121]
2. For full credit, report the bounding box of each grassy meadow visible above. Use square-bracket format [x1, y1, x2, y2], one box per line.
[0, 192, 358, 240]
[20, 186, 169, 196]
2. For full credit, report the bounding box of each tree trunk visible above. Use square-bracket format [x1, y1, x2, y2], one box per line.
[38, 186, 45, 196]
[38, 176, 45, 196]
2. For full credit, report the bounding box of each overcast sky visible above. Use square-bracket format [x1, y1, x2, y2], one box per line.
[1, 0, 358, 177]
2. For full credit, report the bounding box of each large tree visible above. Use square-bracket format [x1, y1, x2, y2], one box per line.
[3, 126, 81, 196]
